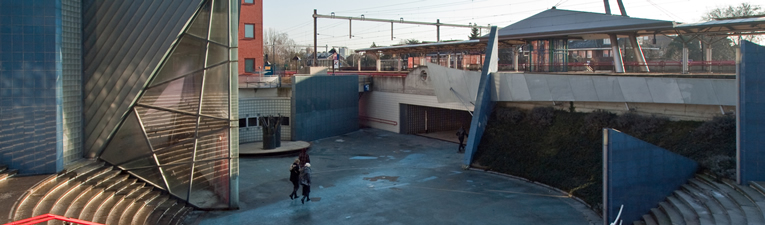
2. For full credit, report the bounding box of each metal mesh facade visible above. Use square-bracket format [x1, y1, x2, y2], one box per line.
[93, 0, 239, 209]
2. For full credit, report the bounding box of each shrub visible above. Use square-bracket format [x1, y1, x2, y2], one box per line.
[494, 107, 525, 124]
[530, 107, 555, 127]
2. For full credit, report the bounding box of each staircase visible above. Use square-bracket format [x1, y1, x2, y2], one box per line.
[8, 160, 193, 225]
[635, 174, 765, 225]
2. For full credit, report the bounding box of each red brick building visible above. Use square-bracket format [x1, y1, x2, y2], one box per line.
[239, 0, 263, 75]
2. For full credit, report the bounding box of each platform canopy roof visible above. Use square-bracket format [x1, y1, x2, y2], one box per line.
[669, 16, 765, 36]
[355, 8, 765, 55]
[494, 8, 675, 40]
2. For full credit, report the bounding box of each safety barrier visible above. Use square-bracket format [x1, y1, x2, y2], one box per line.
[5, 214, 105, 225]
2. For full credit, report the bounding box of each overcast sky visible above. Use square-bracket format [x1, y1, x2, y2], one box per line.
[262, 0, 761, 50]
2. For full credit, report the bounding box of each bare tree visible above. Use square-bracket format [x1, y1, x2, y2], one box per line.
[263, 28, 300, 69]
[702, 3, 765, 45]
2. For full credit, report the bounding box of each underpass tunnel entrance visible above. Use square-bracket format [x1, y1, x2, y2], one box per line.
[400, 104, 472, 144]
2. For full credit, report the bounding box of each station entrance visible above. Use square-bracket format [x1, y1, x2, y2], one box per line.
[400, 104, 472, 143]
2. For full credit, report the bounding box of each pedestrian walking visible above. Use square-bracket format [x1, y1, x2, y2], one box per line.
[300, 162, 312, 204]
[299, 148, 311, 167]
[289, 158, 300, 200]
[456, 126, 468, 153]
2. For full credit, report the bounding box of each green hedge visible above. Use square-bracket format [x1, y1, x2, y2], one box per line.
[473, 107, 735, 211]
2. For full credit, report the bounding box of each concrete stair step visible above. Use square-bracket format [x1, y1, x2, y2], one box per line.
[659, 201, 686, 225]
[134, 195, 171, 225]
[750, 182, 765, 196]
[46, 167, 114, 217]
[697, 175, 764, 225]
[158, 203, 187, 225]
[689, 179, 746, 225]
[643, 214, 658, 225]
[682, 184, 730, 225]
[651, 208, 672, 225]
[106, 186, 153, 225]
[91, 179, 139, 223]
[674, 190, 714, 225]
[31, 165, 112, 216]
[145, 199, 180, 225]
[666, 196, 699, 225]
[120, 192, 162, 225]
[169, 207, 193, 225]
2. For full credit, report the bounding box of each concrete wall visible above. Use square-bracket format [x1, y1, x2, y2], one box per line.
[238, 87, 291, 98]
[371, 67, 435, 95]
[603, 129, 698, 224]
[737, 41, 765, 184]
[0, 0, 81, 174]
[239, 97, 291, 143]
[292, 75, 359, 141]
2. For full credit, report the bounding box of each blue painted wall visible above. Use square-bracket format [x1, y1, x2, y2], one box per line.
[603, 129, 698, 224]
[292, 75, 359, 141]
[738, 41, 765, 184]
[464, 26, 498, 166]
[0, 0, 62, 174]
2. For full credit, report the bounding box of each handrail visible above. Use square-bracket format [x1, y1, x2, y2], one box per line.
[5, 214, 105, 225]
[359, 116, 398, 126]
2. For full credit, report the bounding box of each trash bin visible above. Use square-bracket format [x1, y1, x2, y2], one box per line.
[263, 132, 276, 150]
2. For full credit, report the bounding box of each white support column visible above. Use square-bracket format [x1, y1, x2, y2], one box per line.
[610, 34, 625, 73]
[682, 43, 689, 74]
[628, 34, 649, 72]
[376, 59, 381, 72]
[513, 47, 520, 72]
[357, 58, 361, 71]
[446, 54, 452, 68]
[706, 48, 713, 73]
[396, 58, 401, 71]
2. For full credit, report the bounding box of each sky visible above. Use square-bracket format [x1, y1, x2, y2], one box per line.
[262, 0, 761, 50]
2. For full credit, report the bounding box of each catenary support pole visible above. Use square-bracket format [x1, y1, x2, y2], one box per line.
[603, 0, 612, 15]
[313, 9, 318, 66]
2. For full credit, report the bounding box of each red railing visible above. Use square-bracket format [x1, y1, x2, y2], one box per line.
[5, 214, 105, 225]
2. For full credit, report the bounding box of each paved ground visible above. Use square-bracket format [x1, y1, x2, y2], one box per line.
[192, 128, 601, 225]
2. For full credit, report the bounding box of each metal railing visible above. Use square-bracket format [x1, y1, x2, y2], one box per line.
[6, 214, 105, 225]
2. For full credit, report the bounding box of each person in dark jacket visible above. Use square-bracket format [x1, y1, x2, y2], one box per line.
[289, 158, 301, 200]
[299, 148, 311, 167]
[456, 126, 468, 153]
[300, 162, 312, 204]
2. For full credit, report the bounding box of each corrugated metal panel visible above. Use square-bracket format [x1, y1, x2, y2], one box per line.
[82, 0, 203, 157]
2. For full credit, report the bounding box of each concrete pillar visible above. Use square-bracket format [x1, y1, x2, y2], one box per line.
[447, 54, 451, 68]
[357, 58, 361, 71]
[706, 48, 713, 73]
[610, 34, 625, 73]
[513, 47, 520, 72]
[376, 59, 381, 72]
[682, 43, 689, 74]
[629, 34, 649, 72]
[396, 58, 401, 71]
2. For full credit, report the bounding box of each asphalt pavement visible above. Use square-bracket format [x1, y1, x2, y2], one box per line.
[192, 128, 601, 225]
